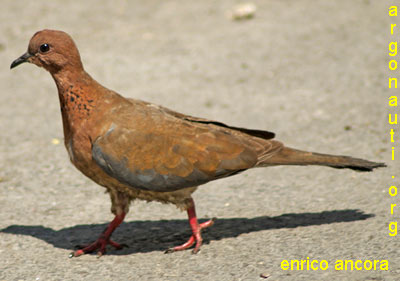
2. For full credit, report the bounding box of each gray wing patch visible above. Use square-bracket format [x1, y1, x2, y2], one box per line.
[92, 143, 211, 192]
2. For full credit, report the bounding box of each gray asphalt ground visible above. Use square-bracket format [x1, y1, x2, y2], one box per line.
[0, 0, 395, 280]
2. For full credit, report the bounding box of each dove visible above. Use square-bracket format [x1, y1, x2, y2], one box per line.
[10, 30, 385, 257]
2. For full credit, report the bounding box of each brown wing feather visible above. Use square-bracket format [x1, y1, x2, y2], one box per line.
[134, 99, 276, 140]
[92, 104, 261, 192]
[139, 100, 283, 164]
[92, 100, 282, 192]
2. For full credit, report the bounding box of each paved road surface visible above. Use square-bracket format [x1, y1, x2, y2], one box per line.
[0, 1, 393, 280]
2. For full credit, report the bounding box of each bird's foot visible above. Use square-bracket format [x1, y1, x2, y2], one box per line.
[68, 212, 126, 258]
[69, 237, 128, 258]
[165, 217, 216, 254]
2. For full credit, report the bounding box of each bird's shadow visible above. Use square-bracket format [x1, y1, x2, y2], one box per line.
[0, 209, 373, 255]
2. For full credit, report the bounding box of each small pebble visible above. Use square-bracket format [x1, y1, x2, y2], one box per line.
[230, 3, 256, 20]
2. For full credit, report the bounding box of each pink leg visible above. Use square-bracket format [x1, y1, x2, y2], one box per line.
[70, 213, 126, 258]
[165, 199, 216, 254]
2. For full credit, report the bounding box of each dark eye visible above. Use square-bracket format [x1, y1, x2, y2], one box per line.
[39, 43, 50, 53]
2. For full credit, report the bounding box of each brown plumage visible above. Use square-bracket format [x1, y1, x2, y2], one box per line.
[10, 30, 385, 256]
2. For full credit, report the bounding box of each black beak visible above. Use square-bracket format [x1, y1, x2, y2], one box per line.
[10, 52, 33, 69]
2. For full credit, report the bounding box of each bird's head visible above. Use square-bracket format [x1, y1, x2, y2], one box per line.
[10, 29, 83, 74]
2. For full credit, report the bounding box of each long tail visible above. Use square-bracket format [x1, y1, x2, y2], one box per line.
[260, 147, 386, 172]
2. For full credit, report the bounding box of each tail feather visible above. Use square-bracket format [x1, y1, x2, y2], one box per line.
[260, 147, 386, 172]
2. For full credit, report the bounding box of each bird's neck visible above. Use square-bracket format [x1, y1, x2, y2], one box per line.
[51, 68, 100, 140]
[52, 67, 92, 94]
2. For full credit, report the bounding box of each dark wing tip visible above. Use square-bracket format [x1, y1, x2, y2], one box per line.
[337, 161, 386, 172]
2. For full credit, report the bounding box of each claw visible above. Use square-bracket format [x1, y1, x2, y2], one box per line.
[164, 248, 174, 254]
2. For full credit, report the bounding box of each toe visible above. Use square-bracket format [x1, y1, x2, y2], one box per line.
[164, 248, 175, 254]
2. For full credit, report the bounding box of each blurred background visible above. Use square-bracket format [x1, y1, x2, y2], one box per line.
[0, 1, 393, 280]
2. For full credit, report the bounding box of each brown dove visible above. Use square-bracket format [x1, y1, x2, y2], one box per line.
[10, 30, 385, 257]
